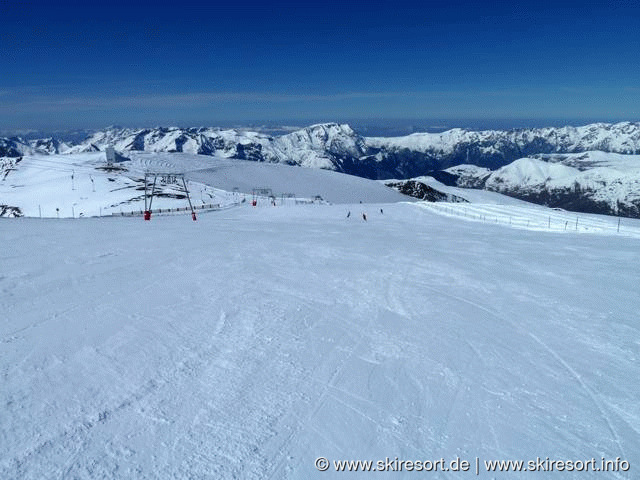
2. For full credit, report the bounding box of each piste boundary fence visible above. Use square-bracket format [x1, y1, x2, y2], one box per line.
[419, 202, 640, 238]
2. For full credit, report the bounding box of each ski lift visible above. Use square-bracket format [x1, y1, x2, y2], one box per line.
[143, 172, 195, 221]
[251, 187, 272, 207]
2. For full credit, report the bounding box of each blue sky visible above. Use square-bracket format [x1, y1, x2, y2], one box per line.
[1, 0, 640, 131]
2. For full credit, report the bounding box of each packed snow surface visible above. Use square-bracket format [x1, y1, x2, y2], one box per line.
[1, 200, 638, 479]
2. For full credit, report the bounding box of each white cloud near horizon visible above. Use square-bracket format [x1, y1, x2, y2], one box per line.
[2, 86, 638, 128]
[0, 88, 571, 113]
[1, 91, 415, 112]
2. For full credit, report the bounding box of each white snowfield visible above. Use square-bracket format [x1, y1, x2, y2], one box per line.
[0, 152, 408, 218]
[186, 159, 408, 205]
[0, 152, 237, 218]
[1, 200, 638, 479]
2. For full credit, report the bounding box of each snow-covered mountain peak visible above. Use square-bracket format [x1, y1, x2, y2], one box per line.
[284, 123, 359, 147]
[488, 157, 580, 187]
[271, 123, 367, 169]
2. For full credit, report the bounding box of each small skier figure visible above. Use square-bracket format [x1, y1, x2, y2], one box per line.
[346, 211, 351, 218]
[380, 208, 384, 214]
[362, 212, 367, 221]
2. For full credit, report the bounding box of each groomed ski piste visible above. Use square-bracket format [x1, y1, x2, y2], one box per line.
[1, 154, 639, 479]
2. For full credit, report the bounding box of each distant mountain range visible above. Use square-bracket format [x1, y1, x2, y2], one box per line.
[3, 121, 640, 173]
[2, 121, 640, 217]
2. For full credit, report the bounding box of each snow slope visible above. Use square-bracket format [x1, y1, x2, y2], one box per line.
[486, 157, 582, 189]
[185, 156, 408, 204]
[1, 202, 638, 479]
[0, 153, 235, 218]
[0, 152, 409, 217]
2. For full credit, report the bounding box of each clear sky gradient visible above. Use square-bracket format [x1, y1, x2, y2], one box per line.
[1, 0, 640, 131]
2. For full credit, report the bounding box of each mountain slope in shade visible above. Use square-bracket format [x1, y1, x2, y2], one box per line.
[385, 179, 468, 203]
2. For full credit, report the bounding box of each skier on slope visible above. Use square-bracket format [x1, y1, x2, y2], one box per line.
[347, 211, 351, 218]
[362, 212, 367, 221]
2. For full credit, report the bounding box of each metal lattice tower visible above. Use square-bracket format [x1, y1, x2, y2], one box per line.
[143, 172, 195, 220]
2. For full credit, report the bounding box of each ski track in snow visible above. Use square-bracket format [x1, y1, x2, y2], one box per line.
[1, 202, 639, 479]
[413, 268, 628, 464]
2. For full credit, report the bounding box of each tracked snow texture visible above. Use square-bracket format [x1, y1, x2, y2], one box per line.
[1, 202, 639, 479]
